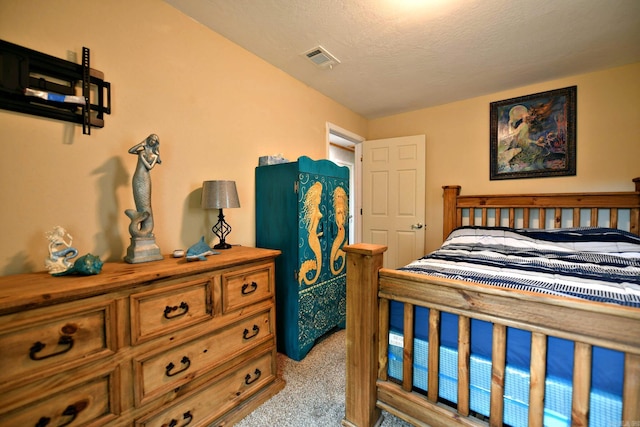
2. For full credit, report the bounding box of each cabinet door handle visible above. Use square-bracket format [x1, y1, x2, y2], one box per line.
[244, 368, 261, 385]
[167, 410, 193, 427]
[243, 324, 260, 340]
[241, 282, 258, 295]
[165, 356, 191, 377]
[29, 335, 74, 361]
[35, 401, 85, 427]
[164, 301, 189, 319]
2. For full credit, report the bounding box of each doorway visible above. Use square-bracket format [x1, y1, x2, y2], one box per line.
[326, 123, 364, 244]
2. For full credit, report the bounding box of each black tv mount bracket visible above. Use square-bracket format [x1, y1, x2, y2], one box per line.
[0, 40, 111, 135]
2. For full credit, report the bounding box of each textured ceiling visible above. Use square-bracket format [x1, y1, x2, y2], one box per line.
[165, 0, 640, 119]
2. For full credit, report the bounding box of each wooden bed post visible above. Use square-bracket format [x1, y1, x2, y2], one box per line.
[442, 185, 461, 240]
[342, 243, 387, 427]
[631, 177, 640, 235]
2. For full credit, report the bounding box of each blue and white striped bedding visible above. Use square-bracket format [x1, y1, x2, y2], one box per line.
[400, 226, 640, 307]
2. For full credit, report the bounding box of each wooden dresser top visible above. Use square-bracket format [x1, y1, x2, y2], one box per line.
[0, 246, 280, 315]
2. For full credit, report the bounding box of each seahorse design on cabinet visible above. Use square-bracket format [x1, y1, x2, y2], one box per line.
[299, 181, 323, 285]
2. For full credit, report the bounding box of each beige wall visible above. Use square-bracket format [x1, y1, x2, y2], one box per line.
[368, 63, 640, 253]
[0, 0, 367, 275]
[1, 1, 638, 276]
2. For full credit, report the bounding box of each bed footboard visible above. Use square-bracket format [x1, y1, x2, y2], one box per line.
[342, 244, 640, 427]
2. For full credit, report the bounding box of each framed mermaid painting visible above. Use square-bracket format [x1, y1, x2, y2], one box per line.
[489, 86, 576, 180]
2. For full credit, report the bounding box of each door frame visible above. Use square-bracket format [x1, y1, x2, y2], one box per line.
[326, 122, 365, 243]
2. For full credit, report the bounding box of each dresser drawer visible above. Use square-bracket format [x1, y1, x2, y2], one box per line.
[0, 363, 119, 426]
[130, 274, 213, 344]
[134, 308, 274, 404]
[0, 300, 115, 386]
[222, 262, 273, 313]
[135, 349, 275, 427]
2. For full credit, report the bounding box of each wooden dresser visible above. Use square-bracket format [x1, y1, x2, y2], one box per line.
[0, 246, 284, 426]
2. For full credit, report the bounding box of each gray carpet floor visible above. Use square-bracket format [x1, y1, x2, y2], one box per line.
[236, 328, 413, 426]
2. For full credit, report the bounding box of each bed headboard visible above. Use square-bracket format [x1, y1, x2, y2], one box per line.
[442, 177, 640, 240]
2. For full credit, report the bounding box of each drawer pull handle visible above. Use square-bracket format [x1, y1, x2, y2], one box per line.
[165, 356, 191, 377]
[164, 302, 189, 319]
[167, 410, 193, 427]
[244, 368, 262, 385]
[35, 401, 84, 427]
[243, 324, 260, 340]
[29, 335, 74, 361]
[241, 281, 258, 295]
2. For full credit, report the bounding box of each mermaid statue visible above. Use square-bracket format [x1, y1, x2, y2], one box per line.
[124, 134, 163, 263]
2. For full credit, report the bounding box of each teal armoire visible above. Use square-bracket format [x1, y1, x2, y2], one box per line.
[256, 156, 349, 360]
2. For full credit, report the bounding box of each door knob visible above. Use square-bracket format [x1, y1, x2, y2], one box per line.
[410, 223, 424, 229]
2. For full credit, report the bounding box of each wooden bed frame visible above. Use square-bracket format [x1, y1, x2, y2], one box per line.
[342, 178, 640, 427]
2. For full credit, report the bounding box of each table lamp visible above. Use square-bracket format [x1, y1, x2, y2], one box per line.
[201, 180, 240, 249]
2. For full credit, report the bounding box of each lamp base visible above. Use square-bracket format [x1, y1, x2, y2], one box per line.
[211, 209, 234, 250]
[213, 241, 233, 250]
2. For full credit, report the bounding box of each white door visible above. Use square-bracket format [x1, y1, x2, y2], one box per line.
[362, 135, 426, 269]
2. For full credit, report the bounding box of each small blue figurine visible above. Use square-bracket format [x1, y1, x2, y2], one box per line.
[52, 254, 103, 276]
[45, 226, 79, 274]
[45, 226, 103, 276]
[186, 236, 219, 261]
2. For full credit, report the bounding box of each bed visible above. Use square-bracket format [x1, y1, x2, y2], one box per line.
[342, 178, 640, 427]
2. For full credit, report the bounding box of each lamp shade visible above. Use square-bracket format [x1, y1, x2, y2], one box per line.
[201, 180, 240, 209]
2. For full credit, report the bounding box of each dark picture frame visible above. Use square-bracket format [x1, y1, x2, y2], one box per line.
[490, 86, 576, 180]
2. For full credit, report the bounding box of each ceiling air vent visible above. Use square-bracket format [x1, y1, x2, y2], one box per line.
[303, 46, 340, 68]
